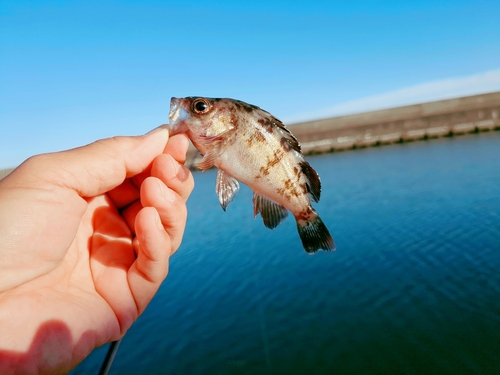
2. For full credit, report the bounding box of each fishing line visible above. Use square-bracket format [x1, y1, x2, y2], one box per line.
[98, 338, 122, 375]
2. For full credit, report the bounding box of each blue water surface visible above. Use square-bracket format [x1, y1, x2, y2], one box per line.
[72, 132, 500, 375]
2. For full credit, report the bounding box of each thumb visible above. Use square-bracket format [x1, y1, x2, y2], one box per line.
[8, 126, 170, 197]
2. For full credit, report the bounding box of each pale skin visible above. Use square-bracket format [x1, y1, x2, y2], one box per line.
[0, 126, 194, 374]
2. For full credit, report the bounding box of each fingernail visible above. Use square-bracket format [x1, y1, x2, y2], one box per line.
[166, 153, 190, 182]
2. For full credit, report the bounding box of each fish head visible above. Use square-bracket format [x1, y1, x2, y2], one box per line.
[168, 97, 246, 139]
[168, 97, 218, 135]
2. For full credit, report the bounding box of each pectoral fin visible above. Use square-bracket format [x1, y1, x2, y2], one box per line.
[196, 141, 224, 171]
[196, 151, 217, 171]
[253, 193, 289, 229]
[216, 170, 240, 211]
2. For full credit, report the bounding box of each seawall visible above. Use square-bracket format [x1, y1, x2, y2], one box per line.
[289, 91, 500, 155]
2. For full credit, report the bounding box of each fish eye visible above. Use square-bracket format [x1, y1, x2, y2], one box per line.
[192, 98, 211, 114]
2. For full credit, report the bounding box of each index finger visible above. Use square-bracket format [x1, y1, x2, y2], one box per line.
[128, 132, 192, 190]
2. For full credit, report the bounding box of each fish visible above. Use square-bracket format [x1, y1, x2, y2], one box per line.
[168, 96, 335, 253]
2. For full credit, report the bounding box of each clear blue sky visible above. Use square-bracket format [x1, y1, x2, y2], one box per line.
[1, 0, 499, 168]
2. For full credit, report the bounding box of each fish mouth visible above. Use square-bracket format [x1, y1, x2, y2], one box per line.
[168, 97, 189, 135]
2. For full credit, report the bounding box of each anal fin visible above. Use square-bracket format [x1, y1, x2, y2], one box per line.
[216, 170, 240, 211]
[253, 193, 289, 229]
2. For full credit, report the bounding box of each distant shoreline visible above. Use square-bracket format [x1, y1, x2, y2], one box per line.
[302, 121, 500, 156]
[282, 91, 500, 154]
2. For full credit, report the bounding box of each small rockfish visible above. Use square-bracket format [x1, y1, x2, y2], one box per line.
[168, 97, 335, 253]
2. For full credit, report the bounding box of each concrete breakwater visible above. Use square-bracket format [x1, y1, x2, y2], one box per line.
[289, 91, 500, 155]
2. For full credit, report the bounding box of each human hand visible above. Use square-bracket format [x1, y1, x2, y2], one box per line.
[0, 127, 194, 374]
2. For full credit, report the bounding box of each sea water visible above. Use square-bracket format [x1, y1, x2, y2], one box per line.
[72, 132, 500, 374]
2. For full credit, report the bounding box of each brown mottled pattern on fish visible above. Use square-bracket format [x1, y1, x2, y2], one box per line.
[168, 97, 335, 253]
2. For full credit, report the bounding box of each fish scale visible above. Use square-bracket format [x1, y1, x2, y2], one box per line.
[168, 96, 335, 253]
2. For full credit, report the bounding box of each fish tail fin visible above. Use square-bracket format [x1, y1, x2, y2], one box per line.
[296, 211, 335, 253]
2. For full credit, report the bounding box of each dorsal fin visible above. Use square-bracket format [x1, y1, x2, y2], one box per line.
[274, 118, 301, 153]
[255, 112, 302, 153]
[300, 161, 321, 202]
